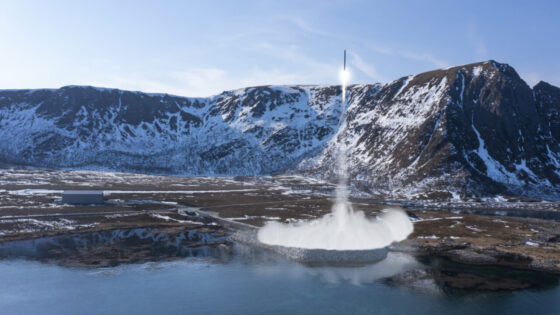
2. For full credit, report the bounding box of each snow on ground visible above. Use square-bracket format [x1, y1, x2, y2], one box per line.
[104, 189, 259, 195]
[0, 217, 98, 234]
[417, 235, 439, 239]
[228, 215, 281, 221]
[470, 121, 519, 184]
[465, 225, 483, 233]
[8, 189, 63, 196]
[150, 214, 203, 225]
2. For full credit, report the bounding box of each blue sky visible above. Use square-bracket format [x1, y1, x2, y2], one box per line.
[1, 0, 558, 96]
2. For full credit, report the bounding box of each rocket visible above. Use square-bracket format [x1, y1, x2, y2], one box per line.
[341, 49, 348, 104]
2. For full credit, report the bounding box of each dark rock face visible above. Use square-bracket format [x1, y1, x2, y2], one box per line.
[0, 61, 559, 199]
[385, 266, 557, 292]
[299, 61, 560, 199]
[535, 81, 560, 142]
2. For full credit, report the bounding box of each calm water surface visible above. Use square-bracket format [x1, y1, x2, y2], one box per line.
[0, 248, 559, 315]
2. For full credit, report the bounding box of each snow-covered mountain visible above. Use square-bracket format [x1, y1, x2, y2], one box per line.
[0, 85, 345, 175]
[301, 61, 560, 199]
[1, 60, 559, 199]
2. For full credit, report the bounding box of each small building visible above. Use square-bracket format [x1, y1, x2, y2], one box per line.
[62, 190, 104, 204]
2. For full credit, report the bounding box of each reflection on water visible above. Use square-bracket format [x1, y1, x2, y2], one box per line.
[280, 252, 421, 286]
[0, 228, 232, 266]
[0, 231, 559, 314]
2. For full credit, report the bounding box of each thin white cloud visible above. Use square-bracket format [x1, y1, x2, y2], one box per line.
[368, 45, 394, 56]
[92, 63, 335, 98]
[365, 43, 450, 69]
[81, 40, 341, 97]
[280, 16, 449, 74]
[396, 51, 450, 69]
[467, 23, 488, 61]
[520, 72, 541, 87]
[248, 41, 337, 80]
[349, 52, 386, 83]
[279, 15, 333, 38]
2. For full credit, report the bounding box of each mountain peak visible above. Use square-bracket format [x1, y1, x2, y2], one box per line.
[1, 61, 559, 200]
[534, 80, 559, 90]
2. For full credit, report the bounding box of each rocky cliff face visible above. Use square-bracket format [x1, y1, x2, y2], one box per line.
[0, 85, 344, 175]
[1, 60, 559, 199]
[302, 61, 560, 199]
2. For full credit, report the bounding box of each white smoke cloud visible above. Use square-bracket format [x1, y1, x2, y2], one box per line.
[258, 79, 413, 251]
[257, 205, 413, 250]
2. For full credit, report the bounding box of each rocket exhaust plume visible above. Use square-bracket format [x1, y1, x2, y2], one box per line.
[340, 49, 349, 103]
[257, 49, 414, 251]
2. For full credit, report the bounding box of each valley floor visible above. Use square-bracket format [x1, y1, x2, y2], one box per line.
[0, 168, 559, 275]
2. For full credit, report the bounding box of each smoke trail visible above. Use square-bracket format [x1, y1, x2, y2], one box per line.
[342, 81, 346, 103]
[257, 63, 413, 250]
[340, 69, 349, 104]
[258, 144, 413, 250]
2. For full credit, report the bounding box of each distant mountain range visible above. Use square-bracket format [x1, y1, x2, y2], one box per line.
[1, 60, 559, 200]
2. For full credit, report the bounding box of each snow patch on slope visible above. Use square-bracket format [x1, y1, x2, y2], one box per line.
[470, 121, 519, 184]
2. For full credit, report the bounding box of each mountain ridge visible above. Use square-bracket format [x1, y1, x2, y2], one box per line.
[1, 60, 559, 200]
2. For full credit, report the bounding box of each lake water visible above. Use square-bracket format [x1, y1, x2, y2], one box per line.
[1, 245, 559, 315]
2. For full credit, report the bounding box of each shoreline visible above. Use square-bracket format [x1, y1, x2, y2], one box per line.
[1, 208, 559, 276]
[0, 168, 558, 277]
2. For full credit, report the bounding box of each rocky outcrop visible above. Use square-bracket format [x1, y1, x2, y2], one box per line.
[300, 61, 560, 199]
